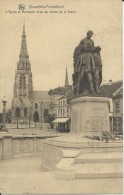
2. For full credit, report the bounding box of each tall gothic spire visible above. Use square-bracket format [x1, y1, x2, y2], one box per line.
[65, 67, 69, 88]
[19, 23, 29, 58]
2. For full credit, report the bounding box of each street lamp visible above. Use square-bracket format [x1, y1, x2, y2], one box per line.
[2, 97, 8, 131]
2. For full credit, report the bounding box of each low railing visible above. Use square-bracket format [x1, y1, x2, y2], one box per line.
[0, 134, 58, 160]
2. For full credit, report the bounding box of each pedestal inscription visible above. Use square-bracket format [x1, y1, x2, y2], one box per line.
[71, 97, 110, 136]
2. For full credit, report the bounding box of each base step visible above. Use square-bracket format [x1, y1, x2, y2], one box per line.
[76, 152, 122, 164]
[75, 162, 123, 179]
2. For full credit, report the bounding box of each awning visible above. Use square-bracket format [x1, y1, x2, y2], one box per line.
[52, 118, 70, 123]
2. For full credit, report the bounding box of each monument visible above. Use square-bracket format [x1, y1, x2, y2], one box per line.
[71, 30, 110, 137]
[41, 31, 122, 180]
[73, 30, 102, 95]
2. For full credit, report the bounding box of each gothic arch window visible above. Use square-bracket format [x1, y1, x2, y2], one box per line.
[15, 107, 20, 117]
[43, 109, 49, 123]
[24, 107, 27, 117]
[35, 103, 38, 109]
[19, 91, 22, 96]
[19, 75, 26, 87]
[34, 112, 39, 122]
[19, 75, 23, 86]
[44, 109, 48, 116]
[23, 75, 26, 86]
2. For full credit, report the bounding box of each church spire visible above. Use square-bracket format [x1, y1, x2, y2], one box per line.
[65, 67, 69, 88]
[11, 22, 33, 123]
[19, 23, 29, 58]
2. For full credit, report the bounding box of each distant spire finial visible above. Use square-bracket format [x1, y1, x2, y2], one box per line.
[65, 67, 69, 88]
[23, 19, 25, 35]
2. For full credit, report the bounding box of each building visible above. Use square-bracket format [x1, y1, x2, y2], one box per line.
[53, 88, 73, 132]
[112, 86, 123, 135]
[100, 80, 123, 133]
[11, 24, 33, 124]
[52, 80, 123, 133]
[11, 24, 71, 126]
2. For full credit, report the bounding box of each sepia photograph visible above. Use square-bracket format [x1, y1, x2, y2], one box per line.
[0, 0, 123, 194]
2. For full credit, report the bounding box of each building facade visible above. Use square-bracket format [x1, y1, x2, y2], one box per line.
[100, 80, 123, 134]
[11, 25, 71, 126]
[53, 89, 73, 132]
[112, 86, 123, 135]
[11, 24, 33, 124]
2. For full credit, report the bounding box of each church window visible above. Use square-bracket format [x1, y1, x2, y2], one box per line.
[15, 107, 20, 117]
[24, 108, 27, 117]
[19, 75, 23, 86]
[35, 103, 38, 109]
[23, 75, 26, 86]
[19, 90, 22, 96]
[19, 75, 26, 87]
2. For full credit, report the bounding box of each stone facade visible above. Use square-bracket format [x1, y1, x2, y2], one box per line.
[11, 25, 70, 125]
[52, 88, 73, 132]
[57, 96, 71, 118]
[11, 25, 33, 124]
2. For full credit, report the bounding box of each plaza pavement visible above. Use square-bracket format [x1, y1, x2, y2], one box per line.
[0, 155, 123, 194]
[0, 126, 123, 194]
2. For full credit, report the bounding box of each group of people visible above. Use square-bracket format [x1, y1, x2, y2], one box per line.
[73, 30, 102, 95]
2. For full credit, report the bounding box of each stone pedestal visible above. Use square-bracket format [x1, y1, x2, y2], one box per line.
[41, 96, 123, 180]
[41, 135, 122, 179]
[71, 97, 110, 136]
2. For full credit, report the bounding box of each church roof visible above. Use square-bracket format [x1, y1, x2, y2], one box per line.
[48, 85, 72, 96]
[33, 91, 49, 102]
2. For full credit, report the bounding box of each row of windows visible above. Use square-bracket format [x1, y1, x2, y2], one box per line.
[58, 108, 70, 117]
[58, 100, 66, 106]
[15, 107, 49, 117]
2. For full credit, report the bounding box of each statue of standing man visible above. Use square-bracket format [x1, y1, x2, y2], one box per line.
[73, 30, 102, 95]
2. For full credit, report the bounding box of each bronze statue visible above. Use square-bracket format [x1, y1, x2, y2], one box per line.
[73, 30, 102, 96]
[93, 46, 102, 94]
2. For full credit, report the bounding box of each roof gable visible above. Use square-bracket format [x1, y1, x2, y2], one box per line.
[100, 81, 122, 98]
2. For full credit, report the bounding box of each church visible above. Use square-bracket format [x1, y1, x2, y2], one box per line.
[11, 24, 71, 126]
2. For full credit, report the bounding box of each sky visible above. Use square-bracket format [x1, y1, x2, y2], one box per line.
[0, 0, 122, 111]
